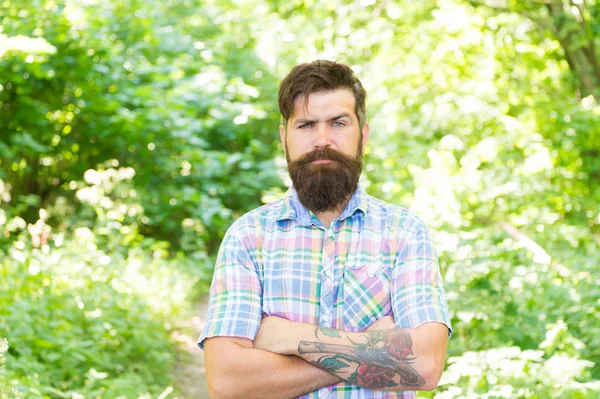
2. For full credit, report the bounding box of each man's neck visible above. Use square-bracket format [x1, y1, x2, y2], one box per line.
[313, 195, 352, 229]
[314, 210, 340, 229]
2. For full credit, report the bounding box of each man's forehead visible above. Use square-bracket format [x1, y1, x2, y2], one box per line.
[290, 89, 356, 121]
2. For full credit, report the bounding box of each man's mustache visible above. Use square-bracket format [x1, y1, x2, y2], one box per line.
[295, 148, 353, 165]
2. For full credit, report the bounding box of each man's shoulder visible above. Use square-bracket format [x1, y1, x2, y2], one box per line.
[227, 197, 286, 235]
[365, 194, 429, 234]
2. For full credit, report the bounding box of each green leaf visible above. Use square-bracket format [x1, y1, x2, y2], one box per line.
[347, 371, 358, 384]
[320, 328, 342, 338]
[319, 356, 348, 373]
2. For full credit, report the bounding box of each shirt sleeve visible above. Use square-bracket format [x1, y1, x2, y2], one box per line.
[197, 228, 263, 349]
[391, 226, 452, 336]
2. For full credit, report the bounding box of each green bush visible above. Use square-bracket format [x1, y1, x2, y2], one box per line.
[0, 173, 201, 398]
[434, 346, 600, 398]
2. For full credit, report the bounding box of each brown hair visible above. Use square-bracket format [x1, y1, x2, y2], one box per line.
[278, 60, 367, 129]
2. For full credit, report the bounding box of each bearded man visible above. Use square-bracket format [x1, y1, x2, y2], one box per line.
[199, 60, 452, 399]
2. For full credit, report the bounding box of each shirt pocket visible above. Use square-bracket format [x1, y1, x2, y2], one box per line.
[342, 259, 392, 330]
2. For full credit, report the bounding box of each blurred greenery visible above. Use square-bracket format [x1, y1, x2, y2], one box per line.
[1, 0, 599, 398]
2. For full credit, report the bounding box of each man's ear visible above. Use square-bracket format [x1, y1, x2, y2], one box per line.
[279, 124, 287, 157]
[361, 122, 370, 154]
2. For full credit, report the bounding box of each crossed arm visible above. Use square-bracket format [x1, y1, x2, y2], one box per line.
[204, 335, 341, 398]
[204, 316, 448, 398]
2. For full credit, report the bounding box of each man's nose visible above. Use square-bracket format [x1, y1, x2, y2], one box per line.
[313, 124, 333, 148]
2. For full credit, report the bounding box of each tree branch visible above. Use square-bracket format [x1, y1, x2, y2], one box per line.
[499, 222, 571, 276]
[568, 0, 600, 85]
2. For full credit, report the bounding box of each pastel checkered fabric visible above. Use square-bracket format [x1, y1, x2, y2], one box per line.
[198, 185, 452, 399]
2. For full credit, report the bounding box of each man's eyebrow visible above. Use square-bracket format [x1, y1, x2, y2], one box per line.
[327, 113, 351, 122]
[293, 113, 351, 125]
[293, 118, 318, 125]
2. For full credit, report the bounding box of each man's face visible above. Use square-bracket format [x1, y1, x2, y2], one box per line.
[280, 89, 370, 213]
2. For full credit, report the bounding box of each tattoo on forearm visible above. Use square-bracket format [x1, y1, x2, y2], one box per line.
[315, 327, 342, 339]
[299, 329, 425, 389]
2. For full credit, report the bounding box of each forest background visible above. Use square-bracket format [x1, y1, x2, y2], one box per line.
[1, 0, 599, 398]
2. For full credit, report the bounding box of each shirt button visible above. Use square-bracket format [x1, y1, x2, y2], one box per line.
[367, 270, 375, 277]
[321, 313, 331, 322]
[324, 269, 331, 278]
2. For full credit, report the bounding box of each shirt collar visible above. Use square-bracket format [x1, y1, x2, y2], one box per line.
[276, 184, 368, 225]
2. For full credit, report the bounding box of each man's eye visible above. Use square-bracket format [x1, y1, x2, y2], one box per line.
[298, 123, 312, 128]
[332, 121, 345, 127]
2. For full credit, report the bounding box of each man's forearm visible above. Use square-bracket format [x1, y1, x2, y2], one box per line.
[254, 319, 448, 392]
[296, 327, 427, 391]
[204, 337, 341, 399]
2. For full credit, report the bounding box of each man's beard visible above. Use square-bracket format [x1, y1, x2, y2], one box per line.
[287, 145, 363, 213]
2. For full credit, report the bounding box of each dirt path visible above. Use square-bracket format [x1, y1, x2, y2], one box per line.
[172, 300, 210, 399]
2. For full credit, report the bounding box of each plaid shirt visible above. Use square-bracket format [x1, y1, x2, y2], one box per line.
[198, 185, 452, 398]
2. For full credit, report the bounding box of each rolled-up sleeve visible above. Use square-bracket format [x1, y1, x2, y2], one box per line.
[197, 228, 263, 349]
[391, 227, 452, 336]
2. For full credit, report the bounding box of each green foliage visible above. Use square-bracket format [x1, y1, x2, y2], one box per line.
[0, 0, 281, 254]
[0, 338, 22, 399]
[432, 346, 600, 398]
[0, 172, 199, 398]
[1, 0, 600, 397]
